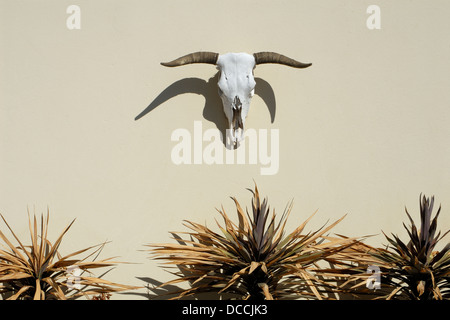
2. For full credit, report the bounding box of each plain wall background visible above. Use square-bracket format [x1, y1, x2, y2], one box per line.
[1, 0, 450, 299]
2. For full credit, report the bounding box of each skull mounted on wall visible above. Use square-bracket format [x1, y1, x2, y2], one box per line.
[161, 51, 311, 143]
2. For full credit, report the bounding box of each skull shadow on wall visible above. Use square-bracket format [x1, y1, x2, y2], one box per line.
[135, 74, 276, 149]
[135, 52, 311, 149]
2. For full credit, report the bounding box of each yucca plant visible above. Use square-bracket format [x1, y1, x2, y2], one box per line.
[148, 184, 360, 300]
[343, 194, 450, 300]
[0, 212, 138, 300]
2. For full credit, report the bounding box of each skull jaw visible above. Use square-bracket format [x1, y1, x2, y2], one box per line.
[220, 95, 250, 145]
[229, 104, 244, 144]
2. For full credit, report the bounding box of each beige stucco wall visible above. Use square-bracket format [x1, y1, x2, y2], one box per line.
[1, 0, 450, 299]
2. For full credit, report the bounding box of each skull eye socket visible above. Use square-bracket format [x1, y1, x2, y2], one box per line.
[218, 70, 227, 81]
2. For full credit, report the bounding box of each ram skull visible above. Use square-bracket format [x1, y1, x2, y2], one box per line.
[161, 51, 311, 143]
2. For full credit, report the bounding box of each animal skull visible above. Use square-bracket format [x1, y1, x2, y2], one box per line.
[161, 51, 311, 143]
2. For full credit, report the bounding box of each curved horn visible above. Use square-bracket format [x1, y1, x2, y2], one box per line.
[253, 52, 312, 68]
[161, 51, 219, 67]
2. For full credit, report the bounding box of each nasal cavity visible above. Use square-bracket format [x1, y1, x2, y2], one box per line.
[233, 96, 242, 110]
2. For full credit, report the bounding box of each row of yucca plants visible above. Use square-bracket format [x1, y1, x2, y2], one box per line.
[148, 185, 450, 300]
[0, 184, 449, 300]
